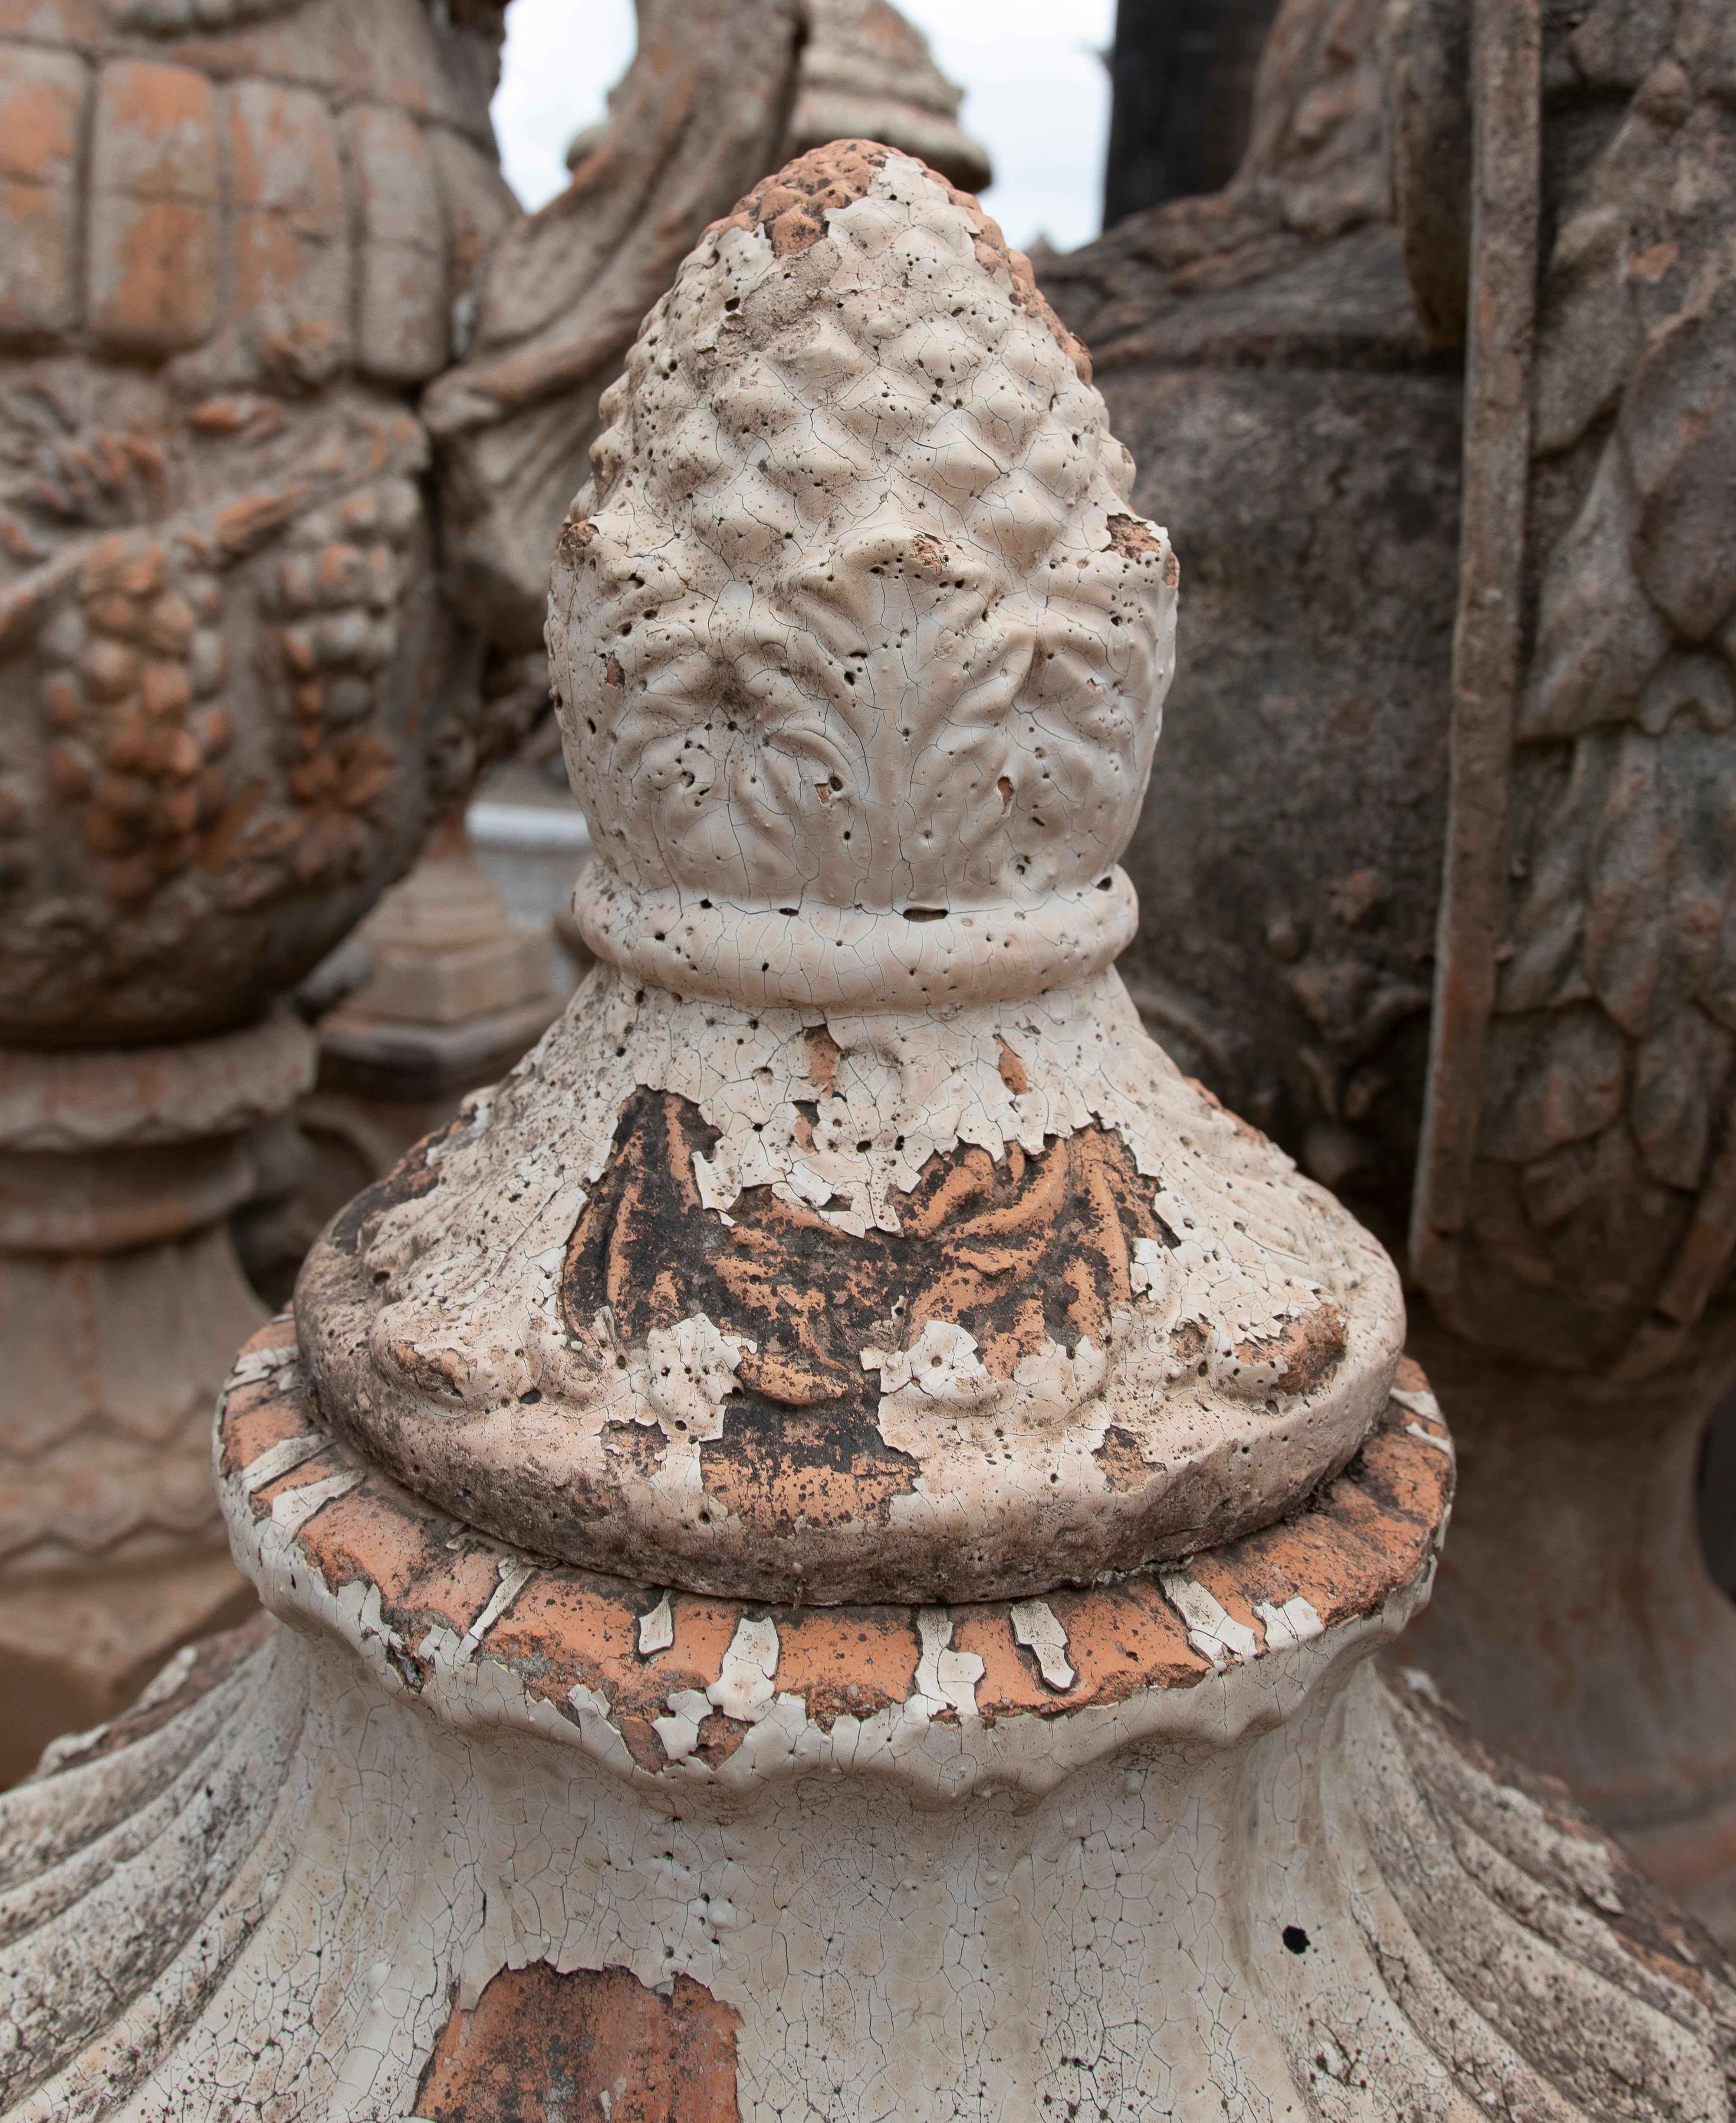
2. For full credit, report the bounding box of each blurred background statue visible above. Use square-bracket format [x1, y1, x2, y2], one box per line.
[0, 0, 806, 1781]
[1044, 0, 1736, 1942]
[275, 0, 996, 1283]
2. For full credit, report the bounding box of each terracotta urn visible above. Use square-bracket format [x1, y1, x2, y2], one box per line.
[0, 0, 806, 1778]
[3, 143, 1730, 2121]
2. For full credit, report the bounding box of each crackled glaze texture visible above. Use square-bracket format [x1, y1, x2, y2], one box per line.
[553, 141, 1165, 1006]
[3, 1326, 1732, 2121]
[296, 145, 1404, 1604]
[8, 126, 1733, 2123]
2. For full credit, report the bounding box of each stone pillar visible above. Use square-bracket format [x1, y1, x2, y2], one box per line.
[233, 808, 566, 1312]
[333, 812, 552, 1053]
[2, 141, 1729, 2122]
[310, 808, 560, 1165]
[0, 1014, 313, 1781]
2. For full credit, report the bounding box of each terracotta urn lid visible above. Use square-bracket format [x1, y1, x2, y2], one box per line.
[295, 144, 1405, 1606]
[222, 1317, 1450, 1790]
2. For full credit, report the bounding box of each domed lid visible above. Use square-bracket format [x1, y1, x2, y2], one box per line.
[786, 0, 993, 195]
[295, 146, 1404, 1605]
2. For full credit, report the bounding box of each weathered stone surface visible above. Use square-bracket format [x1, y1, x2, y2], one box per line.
[298, 144, 1404, 1607]
[1045, 0, 1736, 1946]
[0, 44, 85, 344]
[1416, 0, 1736, 1360]
[0, 0, 806, 1043]
[217, 77, 351, 389]
[4, 100, 1730, 2112]
[344, 102, 448, 385]
[425, 0, 809, 652]
[85, 60, 221, 353]
[0, 1330, 1727, 2119]
[0, 0, 808, 1784]
[0, 1012, 313, 1783]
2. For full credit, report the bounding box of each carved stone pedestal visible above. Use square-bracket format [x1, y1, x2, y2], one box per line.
[0, 1013, 313, 1782]
[241, 809, 565, 1314]
[0, 0, 807, 1762]
[295, 809, 561, 1249]
[1043, 0, 1736, 1942]
[783, 0, 992, 193]
[319, 808, 558, 1096]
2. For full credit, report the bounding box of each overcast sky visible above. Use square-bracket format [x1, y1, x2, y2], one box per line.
[491, 0, 1117, 254]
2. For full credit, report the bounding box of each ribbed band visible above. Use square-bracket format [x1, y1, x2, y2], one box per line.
[571, 862, 1140, 1010]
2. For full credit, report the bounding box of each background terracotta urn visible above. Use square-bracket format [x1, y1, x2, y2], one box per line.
[0, 0, 806, 1781]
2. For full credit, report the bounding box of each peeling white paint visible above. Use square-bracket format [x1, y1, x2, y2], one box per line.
[238, 1432, 328, 1497]
[1390, 1384, 1444, 1423]
[322, 964, 1404, 1605]
[636, 1592, 674, 1657]
[1011, 1600, 1075, 1690]
[654, 1688, 714, 1764]
[1161, 1572, 1260, 1670]
[912, 1607, 986, 1722]
[458, 1560, 533, 1661]
[12, 135, 1715, 2123]
[707, 1616, 781, 1724]
[6, 1583, 1723, 2123]
[1254, 1596, 1325, 1652]
[269, 1468, 363, 1535]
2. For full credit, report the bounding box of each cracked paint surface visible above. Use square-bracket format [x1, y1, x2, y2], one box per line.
[7, 135, 1732, 2123]
[301, 968, 1392, 1605]
[212, 1321, 1453, 1795]
[292, 140, 1404, 1606]
[1, 1331, 1729, 2121]
[299, 969, 1401, 1606]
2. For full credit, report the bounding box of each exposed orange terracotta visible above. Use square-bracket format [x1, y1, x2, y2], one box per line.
[1392, 1352, 1430, 1396]
[220, 1320, 1451, 1738]
[412, 1962, 740, 2123]
[773, 1605, 923, 1725]
[218, 1386, 311, 1478]
[958, 1582, 1209, 1719]
[712, 136, 1092, 382]
[296, 1488, 505, 1642]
